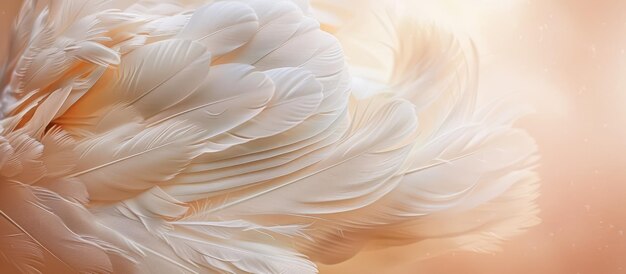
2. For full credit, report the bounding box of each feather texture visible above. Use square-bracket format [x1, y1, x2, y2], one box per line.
[175, 2, 259, 55]
[0, 0, 539, 273]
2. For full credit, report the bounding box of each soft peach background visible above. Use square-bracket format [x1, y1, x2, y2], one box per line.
[2, 1, 625, 273]
[419, 1, 626, 273]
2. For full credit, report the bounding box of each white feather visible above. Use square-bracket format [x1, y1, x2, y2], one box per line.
[0, 0, 540, 273]
[176, 2, 259, 55]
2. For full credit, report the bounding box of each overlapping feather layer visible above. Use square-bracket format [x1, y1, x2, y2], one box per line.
[0, 0, 539, 273]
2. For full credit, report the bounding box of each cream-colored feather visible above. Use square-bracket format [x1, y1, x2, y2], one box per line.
[0, 0, 539, 273]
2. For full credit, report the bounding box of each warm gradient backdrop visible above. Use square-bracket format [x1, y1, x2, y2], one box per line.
[2, 1, 625, 273]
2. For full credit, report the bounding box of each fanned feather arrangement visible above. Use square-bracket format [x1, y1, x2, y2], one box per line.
[0, 0, 539, 273]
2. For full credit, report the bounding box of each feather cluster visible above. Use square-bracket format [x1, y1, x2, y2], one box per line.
[0, 0, 539, 273]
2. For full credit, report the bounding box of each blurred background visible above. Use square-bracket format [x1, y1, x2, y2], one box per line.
[1, 0, 625, 273]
